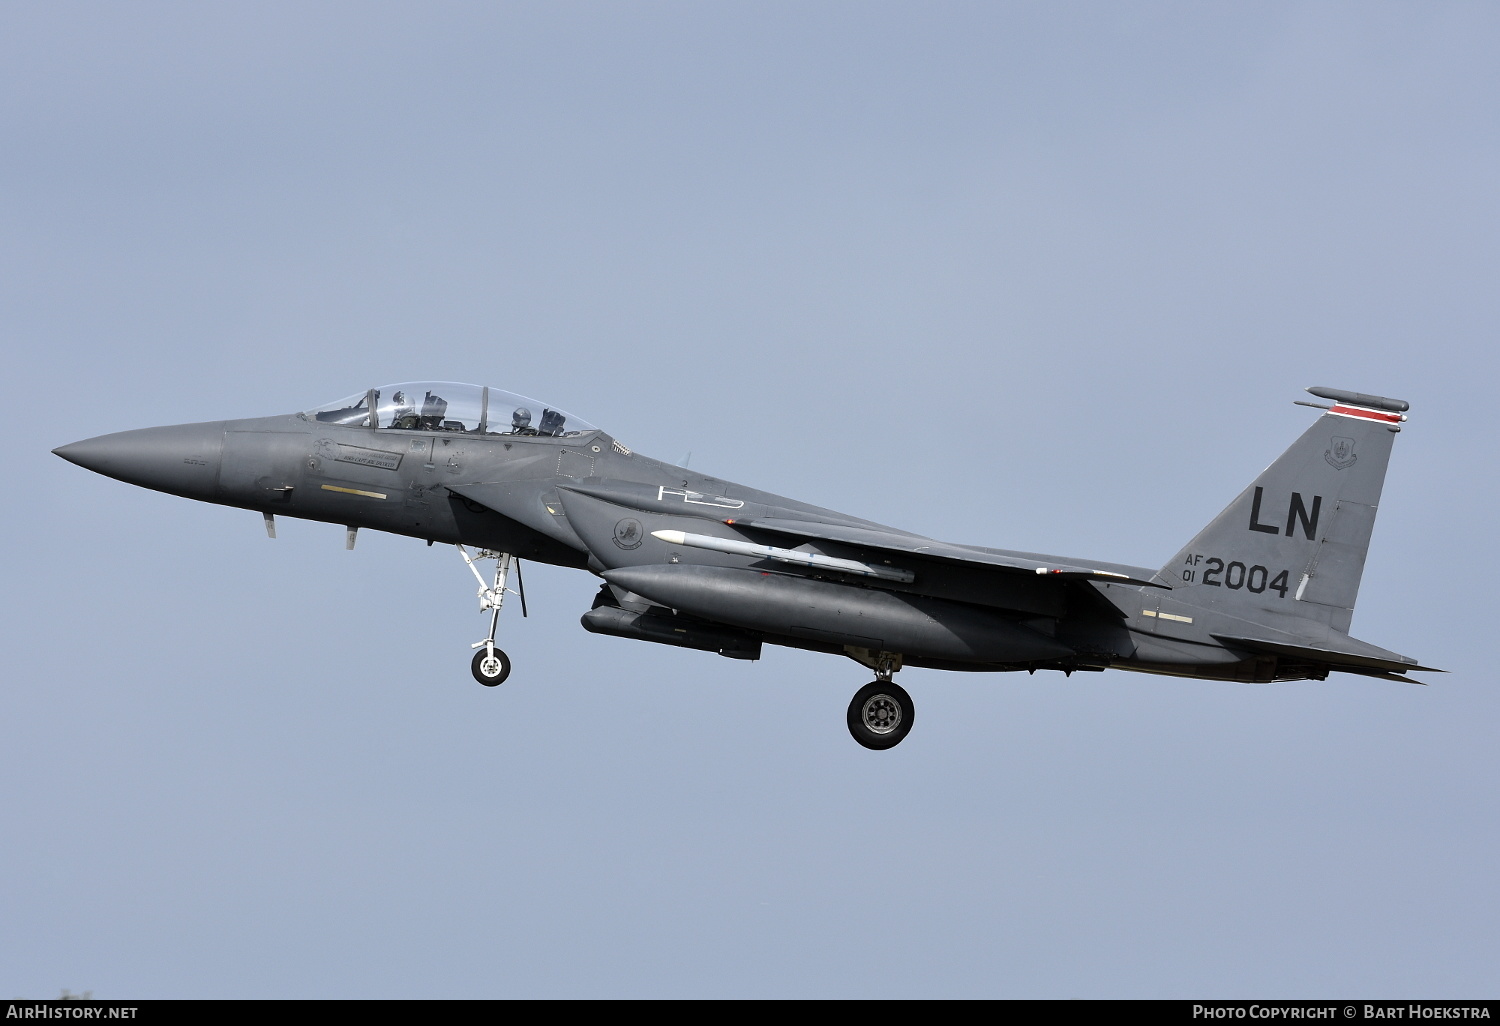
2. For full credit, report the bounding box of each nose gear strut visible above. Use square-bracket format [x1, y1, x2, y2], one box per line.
[457, 545, 527, 686]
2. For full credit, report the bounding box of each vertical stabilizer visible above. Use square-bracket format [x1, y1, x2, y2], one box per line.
[1157, 388, 1408, 634]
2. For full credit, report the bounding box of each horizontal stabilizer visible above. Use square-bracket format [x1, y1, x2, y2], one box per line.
[1212, 633, 1441, 676]
[1338, 668, 1427, 685]
[729, 517, 1166, 587]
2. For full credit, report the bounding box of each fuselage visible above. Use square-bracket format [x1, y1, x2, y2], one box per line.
[54, 404, 1279, 682]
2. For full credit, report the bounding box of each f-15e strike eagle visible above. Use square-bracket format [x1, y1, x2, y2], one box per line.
[54, 383, 1436, 749]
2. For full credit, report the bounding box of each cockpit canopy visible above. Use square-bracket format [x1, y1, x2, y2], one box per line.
[307, 382, 598, 437]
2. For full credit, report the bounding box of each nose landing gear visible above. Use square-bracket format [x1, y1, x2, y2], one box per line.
[846, 654, 913, 750]
[458, 546, 526, 686]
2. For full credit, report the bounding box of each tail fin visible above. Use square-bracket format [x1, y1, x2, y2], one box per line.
[1158, 387, 1409, 634]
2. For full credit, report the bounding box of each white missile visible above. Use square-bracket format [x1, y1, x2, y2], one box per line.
[650, 529, 916, 584]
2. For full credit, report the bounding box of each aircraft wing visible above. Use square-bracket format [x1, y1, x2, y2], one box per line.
[727, 516, 1167, 588]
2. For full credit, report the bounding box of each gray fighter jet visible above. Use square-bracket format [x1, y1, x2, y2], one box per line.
[53, 382, 1436, 749]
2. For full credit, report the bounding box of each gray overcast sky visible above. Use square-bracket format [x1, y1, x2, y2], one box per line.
[2, 1, 1496, 998]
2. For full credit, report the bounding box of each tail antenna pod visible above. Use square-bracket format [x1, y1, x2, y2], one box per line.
[1305, 386, 1410, 414]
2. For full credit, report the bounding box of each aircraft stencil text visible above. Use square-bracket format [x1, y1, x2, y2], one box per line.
[1248, 486, 1322, 539]
[1182, 553, 1290, 597]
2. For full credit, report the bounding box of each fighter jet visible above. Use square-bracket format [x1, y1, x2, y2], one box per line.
[53, 382, 1436, 749]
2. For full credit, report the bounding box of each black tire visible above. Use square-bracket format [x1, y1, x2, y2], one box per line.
[471, 647, 512, 686]
[847, 680, 914, 750]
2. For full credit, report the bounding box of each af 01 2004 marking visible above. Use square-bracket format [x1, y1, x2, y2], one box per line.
[1181, 553, 1291, 597]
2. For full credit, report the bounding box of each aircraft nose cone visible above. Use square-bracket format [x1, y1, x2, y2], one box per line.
[53, 422, 227, 500]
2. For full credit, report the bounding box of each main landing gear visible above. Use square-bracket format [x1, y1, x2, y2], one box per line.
[458, 546, 526, 686]
[846, 655, 914, 750]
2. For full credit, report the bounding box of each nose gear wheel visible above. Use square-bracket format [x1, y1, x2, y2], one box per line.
[471, 646, 512, 686]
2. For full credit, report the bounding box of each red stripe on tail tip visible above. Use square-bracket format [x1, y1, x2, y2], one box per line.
[1330, 404, 1403, 423]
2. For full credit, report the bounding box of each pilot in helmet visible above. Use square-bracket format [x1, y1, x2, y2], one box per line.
[512, 407, 533, 433]
[389, 391, 418, 430]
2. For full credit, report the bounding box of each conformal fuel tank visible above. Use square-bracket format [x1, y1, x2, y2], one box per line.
[601, 564, 1074, 665]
